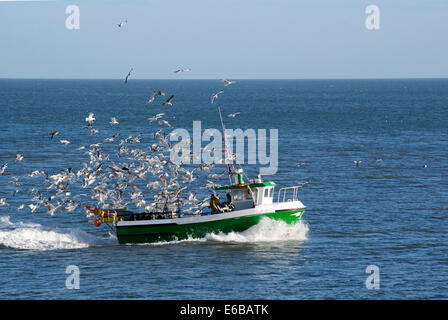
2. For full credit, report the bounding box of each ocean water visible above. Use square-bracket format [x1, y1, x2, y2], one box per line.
[0, 78, 447, 299]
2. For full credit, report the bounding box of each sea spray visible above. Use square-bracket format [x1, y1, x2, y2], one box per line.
[205, 217, 309, 243]
[142, 218, 309, 246]
[0, 216, 115, 251]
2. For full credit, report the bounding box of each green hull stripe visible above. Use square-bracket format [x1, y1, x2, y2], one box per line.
[116, 209, 305, 244]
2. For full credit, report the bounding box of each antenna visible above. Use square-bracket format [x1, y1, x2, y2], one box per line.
[217, 105, 233, 184]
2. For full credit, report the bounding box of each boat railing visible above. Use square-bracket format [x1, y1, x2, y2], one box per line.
[277, 185, 303, 203]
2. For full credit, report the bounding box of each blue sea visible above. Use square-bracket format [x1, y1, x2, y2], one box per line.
[0, 78, 447, 299]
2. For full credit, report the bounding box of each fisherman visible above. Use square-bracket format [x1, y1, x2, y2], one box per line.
[224, 193, 235, 212]
[209, 194, 222, 214]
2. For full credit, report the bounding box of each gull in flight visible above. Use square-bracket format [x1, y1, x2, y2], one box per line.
[110, 117, 119, 125]
[85, 112, 95, 126]
[0, 163, 7, 175]
[15, 154, 23, 164]
[50, 131, 60, 140]
[146, 92, 156, 105]
[211, 91, 224, 104]
[148, 113, 165, 123]
[124, 68, 133, 84]
[117, 20, 128, 28]
[174, 67, 191, 73]
[159, 120, 171, 127]
[221, 79, 237, 86]
[354, 160, 362, 167]
[162, 95, 174, 106]
[0, 198, 9, 207]
[60, 140, 70, 147]
[155, 90, 166, 96]
[227, 112, 240, 118]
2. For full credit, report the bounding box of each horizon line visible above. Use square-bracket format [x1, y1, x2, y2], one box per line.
[1, 76, 448, 81]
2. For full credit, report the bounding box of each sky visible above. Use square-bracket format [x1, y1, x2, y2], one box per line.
[0, 0, 447, 79]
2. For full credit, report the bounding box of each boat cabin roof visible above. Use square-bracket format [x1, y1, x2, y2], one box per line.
[214, 181, 276, 191]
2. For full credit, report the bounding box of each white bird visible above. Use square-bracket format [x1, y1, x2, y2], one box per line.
[0, 198, 9, 207]
[227, 112, 240, 118]
[146, 93, 156, 105]
[162, 95, 174, 106]
[148, 113, 165, 123]
[110, 117, 119, 125]
[124, 68, 133, 84]
[159, 120, 171, 127]
[211, 91, 224, 104]
[85, 112, 95, 126]
[29, 170, 46, 177]
[354, 160, 362, 167]
[174, 67, 191, 73]
[60, 140, 70, 147]
[15, 154, 23, 164]
[0, 163, 7, 175]
[221, 79, 237, 86]
[117, 20, 128, 28]
[50, 131, 60, 139]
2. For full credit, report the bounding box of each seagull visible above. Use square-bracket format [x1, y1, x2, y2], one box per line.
[124, 68, 133, 84]
[148, 113, 165, 122]
[221, 79, 237, 86]
[50, 131, 60, 139]
[211, 91, 224, 104]
[423, 164, 428, 168]
[85, 112, 95, 126]
[354, 160, 362, 167]
[117, 20, 128, 28]
[0, 198, 9, 207]
[146, 93, 156, 105]
[90, 128, 99, 135]
[227, 112, 240, 118]
[15, 154, 23, 164]
[155, 90, 166, 96]
[110, 117, 119, 125]
[60, 140, 70, 147]
[162, 95, 174, 106]
[174, 67, 191, 73]
[0, 163, 7, 175]
[159, 120, 171, 127]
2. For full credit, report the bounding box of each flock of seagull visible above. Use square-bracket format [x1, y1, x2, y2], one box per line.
[0, 27, 242, 217]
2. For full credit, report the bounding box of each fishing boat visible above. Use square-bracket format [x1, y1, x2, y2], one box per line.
[87, 168, 306, 244]
[87, 104, 306, 244]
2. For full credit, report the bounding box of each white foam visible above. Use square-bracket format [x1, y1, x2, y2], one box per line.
[205, 217, 309, 243]
[0, 216, 115, 251]
[148, 217, 309, 245]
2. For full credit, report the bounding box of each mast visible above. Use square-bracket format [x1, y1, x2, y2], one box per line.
[217, 105, 234, 185]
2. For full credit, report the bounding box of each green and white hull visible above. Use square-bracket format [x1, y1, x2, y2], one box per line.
[115, 201, 306, 244]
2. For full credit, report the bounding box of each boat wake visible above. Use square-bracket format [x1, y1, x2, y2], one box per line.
[0, 216, 116, 251]
[0, 215, 308, 250]
[204, 218, 309, 243]
[145, 218, 309, 246]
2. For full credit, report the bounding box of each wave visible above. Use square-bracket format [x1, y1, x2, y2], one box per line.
[0, 216, 309, 249]
[0, 216, 115, 251]
[145, 217, 309, 246]
[204, 217, 309, 243]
